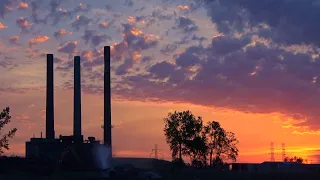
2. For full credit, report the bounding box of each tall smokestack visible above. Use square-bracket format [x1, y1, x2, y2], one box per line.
[46, 54, 54, 139]
[104, 46, 112, 150]
[73, 56, 82, 141]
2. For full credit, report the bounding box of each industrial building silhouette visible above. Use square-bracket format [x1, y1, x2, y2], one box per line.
[25, 46, 112, 171]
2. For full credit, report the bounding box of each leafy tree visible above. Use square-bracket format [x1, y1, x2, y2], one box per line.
[284, 156, 303, 164]
[164, 111, 239, 168]
[0, 107, 17, 155]
[204, 121, 239, 166]
[163, 110, 203, 163]
[186, 133, 208, 167]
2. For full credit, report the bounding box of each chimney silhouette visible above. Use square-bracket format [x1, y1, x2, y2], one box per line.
[73, 56, 82, 141]
[104, 46, 111, 150]
[46, 54, 54, 139]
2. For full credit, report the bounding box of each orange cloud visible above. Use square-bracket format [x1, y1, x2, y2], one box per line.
[130, 28, 143, 36]
[16, 113, 30, 120]
[18, 2, 28, 9]
[55, 29, 72, 37]
[111, 42, 129, 58]
[58, 41, 79, 54]
[8, 35, 19, 44]
[127, 16, 136, 24]
[5, 4, 16, 13]
[0, 22, 8, 29]
[82, 50, 94, 58]
[131, 51, 141, 60]
[144, 34, 161, 42]
[16, 17, 32, 31]
[28, 36, 50, 46]
[292, 130, 320, 135]
[25, 48, 39, 58]
[177, 5, 189, 10]
[99, 21, 109, 28]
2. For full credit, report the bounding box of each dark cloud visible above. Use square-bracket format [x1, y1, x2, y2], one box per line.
[38, 53, 63, 64]
[148, 61, 176, 79]
[134, 7, 145, 12]
[202, 0, 320, 47]
[152, 8, 174, 21]
[192, 35, 207, 45]
[122, 23, 159, 51]
[0, 0, 11, 18]
[73, 2, 91, 14]
[16, 17, 32, 33]
[105, 4, 112, 11]
[174, 16, 198, 33]
[58, 41, 78, 54]
[8, 35, 19, 45]
[71, 15, 91, 31]
[115, 58, 134, 75]
[141, 56, 153, 63]
[174, 35, 191, 45]
[123, 0, 134, 7]
[56, 60, 73, 71]
[175, 49, 201, 68]
[82, 30, 111, 47]
[0, 58, 13, 68]
[99, 34, 320, 129]
[30, 1, 47, 24]
[53, 29, 72, 39]
[45, 7, 73, 25]
[98, 22, 109, 29]
[81, 50, 104, 71]
[160, 44, 178, 55]
[48, 0, 61, 13]
[210, 35, 251, 56]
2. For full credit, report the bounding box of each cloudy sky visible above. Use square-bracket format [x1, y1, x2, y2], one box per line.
[1, 0, 320, 163]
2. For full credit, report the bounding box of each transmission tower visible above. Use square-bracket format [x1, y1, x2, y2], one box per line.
[270, 142, 275, 162]
[281, 143, 286, 161]
[150, 144, 164, 159]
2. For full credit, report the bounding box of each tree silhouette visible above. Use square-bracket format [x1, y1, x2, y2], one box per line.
[284, 156, 304, 164]
[163, 111, 239, 168]
[0, 107, 17, 155]
[163, 110, 202, 163]
[204, 121, 239, 166]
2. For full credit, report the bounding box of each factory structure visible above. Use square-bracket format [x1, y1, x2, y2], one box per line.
[25, 46, 112, 171]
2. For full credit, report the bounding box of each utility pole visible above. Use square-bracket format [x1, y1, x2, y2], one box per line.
[150, 144, 164, 159]
[281, 143, 286, 161]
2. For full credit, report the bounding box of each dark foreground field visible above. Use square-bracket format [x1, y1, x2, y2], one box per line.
[1, 157, 319, 180]
[162, 170, 320, 180]
[1, 170, 320, 180]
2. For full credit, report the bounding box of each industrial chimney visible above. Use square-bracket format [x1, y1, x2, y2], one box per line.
[104, 46, 112, 151]
[73, 56, 82, 142]
[46, 54, 55, 139]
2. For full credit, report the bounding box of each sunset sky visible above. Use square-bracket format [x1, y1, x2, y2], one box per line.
[1, 0, 320, 163]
